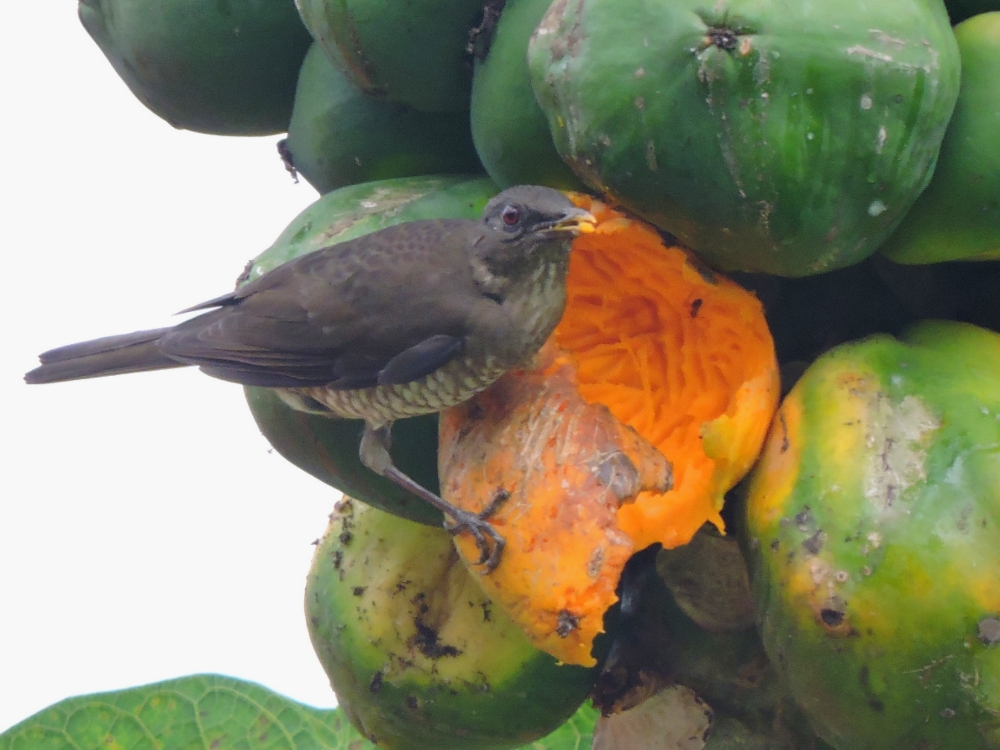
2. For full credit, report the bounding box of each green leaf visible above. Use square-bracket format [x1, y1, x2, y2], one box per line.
[0, 674, 597, 750]
[523, 703, 597, 750]
[0, 674, 354, 750]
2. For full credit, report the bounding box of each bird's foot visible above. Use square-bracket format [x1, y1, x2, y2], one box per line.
[446, 489, 510, 573]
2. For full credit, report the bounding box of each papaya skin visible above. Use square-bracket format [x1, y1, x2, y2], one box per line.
[79, 0, 311, 135]
[470, 0, 587, 190]
[295, 0, 484, 112]
[286, 45, 482, 195]
[528, 0, 961, 276]
[880, 12, 1000, 264]
[743, 321, 1000, 750]
[306, 499, 596, 750]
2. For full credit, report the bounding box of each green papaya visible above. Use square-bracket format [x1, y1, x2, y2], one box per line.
[243, 175, 500, 524]
[470, 0, 586, 190]
[528, 0, 961, 276]
[295, 0, 484, 112]
[285, 44, 482, 195]
[78, 0, 311, 135]
[306, 498, 596, 750]
[742, 320, 1000, 749]
[880, 13, 1000, 264]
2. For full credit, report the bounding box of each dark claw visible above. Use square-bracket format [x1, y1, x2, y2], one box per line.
[445, 489, 510, 573]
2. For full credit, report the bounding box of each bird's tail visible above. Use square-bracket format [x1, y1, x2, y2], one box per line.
[24, 328, 186, 384]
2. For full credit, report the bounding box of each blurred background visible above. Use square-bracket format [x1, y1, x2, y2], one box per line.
[0, 3, 339, 732]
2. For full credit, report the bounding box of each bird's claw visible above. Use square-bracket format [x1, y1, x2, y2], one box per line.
[446, 489, 510, 573]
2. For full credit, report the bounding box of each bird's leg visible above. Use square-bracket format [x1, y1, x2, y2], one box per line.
[359, 422, 507, 572]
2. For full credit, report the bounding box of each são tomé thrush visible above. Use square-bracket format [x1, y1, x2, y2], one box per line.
[25, 185, 597, 572]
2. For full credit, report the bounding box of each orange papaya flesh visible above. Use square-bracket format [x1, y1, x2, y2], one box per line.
[439, 342, 672, 667]
[439, 196, 779, 666]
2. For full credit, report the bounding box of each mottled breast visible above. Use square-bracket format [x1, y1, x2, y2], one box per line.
[276, 354, 507, 426]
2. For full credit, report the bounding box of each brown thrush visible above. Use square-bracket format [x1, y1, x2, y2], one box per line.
[25, 185, 596, 572]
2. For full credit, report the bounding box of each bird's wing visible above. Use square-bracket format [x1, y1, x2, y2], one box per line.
[158, 221, 488, 389]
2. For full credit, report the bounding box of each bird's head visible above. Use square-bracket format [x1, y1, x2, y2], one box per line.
[479, 186, 596, 271]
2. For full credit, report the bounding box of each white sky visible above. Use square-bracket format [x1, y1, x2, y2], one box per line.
[1, 4, 342, 732]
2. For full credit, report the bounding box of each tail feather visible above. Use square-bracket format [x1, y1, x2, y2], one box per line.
[25, 328, 187, 384]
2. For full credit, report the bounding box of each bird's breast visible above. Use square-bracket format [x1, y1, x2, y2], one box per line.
[279, 354, 508, 426]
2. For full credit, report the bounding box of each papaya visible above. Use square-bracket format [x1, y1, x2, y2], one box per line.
[294, 0, 484, 112]
[285, 44, 482, 195]
[243, 175, 499, 524]
[78, 0, 311, 135]
[527, 0, 961, 277]
[742, 320, 1000, 749]
[305, 498, 596, 750]
[438, 195, 779, 666]
[880, 13, 1000, 264]
[470, 0, 586, 190]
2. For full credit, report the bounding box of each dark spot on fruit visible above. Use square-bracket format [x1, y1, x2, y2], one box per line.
[352, 586, 366, 597]
[405, 695, 419, 710]
[556, 609, 580, 637]
[481, 601, 492, 622]
[690, 299, 703, 318]
[858, 666, 885, 712]
[941, 708, 956, 719]
[978, 617, 1000, 645]
[802, 530, 824, 555]
[708, 27, 739, 50]
[409, 621, 461, 659]
[332, 550, 343, 569]
[821, 607, 844, 627]
[770, 539, 780, 552]
[370, 671, 383, 693]
[794, 506, 813, 530]
[339, 530, 353, 546]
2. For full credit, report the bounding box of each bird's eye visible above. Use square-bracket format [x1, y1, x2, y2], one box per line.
[501, 205, 521, 226]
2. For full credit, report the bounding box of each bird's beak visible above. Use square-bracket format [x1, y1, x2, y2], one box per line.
[548, 208, 598, 235]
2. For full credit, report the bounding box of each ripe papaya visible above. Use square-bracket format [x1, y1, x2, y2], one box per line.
[528, 0, 961, 276]
[470, 0, 585, 190]
[285, 45, 482, 195]
[295, 0, 484, 112]
[880, 13, 1000, 263]
[306, 498, 596, 750]
[78, 0, 311, 135]
[243, 174, 499, 524]
[743, 320, 1000, 749]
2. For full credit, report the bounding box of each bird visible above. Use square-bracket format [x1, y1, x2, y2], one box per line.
[25, 185, 596, 572]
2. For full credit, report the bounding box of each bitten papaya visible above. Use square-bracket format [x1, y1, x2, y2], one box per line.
[439, 196, 779, 666]
[528, 0, 961, 276]
[743, 321, 1000, 750]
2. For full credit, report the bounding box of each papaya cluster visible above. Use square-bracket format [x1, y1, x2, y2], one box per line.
[82, 0, 1000, 748]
